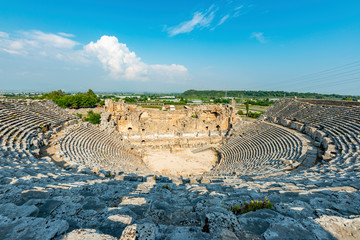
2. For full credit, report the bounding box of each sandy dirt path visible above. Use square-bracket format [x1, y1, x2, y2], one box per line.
[143, 148, 218, 176]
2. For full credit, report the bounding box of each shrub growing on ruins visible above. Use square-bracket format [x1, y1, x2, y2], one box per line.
[75, 113, 83, 119]
[226, 197, 273, 215]
[85, 111, 101, 124]
[247, 111, 263, 118]
[237, 110, 244, 115]
[161, 185, 171, 190]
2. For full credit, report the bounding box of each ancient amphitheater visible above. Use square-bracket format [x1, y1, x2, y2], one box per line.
[0, 98, 360, 239]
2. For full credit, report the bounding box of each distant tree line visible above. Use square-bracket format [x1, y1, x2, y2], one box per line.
[180, 89, 360, 101]
[41, 89, 100, 108]
[213, 98, 230, 104]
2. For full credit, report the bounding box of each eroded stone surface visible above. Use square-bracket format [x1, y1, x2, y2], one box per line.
[0, 98, 360, 240]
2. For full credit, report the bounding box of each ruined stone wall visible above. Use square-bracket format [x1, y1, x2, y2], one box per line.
[102, 99, 238, 137]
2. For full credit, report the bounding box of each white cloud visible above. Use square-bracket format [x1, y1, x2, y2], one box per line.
[84, 36, 148, 80]
[166, 2, 250, 36]
[0, 30, 79, 56]
[58, 32, 75, 38]
[234, 5, 244, 11]
[0, 30, 189, 82]
[251, 32, 267, 43]
[0, 31, 9, 38]
[25, 30, 79, 49]
[167, 6, 216, 36]
[218, 14, 230, 26]
[84, 35, 189, 82]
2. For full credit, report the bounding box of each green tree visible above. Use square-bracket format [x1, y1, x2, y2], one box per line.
[245, 102, 249, 116]
[41, 89, 100, 108]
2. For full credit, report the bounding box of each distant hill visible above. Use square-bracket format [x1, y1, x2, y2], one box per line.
[180, 89, 360, 100]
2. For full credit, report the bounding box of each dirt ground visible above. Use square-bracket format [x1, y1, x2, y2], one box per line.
[143, 148, 218, 176]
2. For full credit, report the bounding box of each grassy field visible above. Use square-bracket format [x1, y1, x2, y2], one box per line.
[236, 105, 270, 113]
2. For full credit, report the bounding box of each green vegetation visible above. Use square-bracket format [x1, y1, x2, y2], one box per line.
[181, 89, 360, 101]
[226, 197, 273, 215]
[191, 114, 198, 118]
[237, 108, 263, 119]
[245, 98, 275, 106]
[237, 110, 244, 115]
[84, 110, 101, 124]
[247, 111, 263, 118]
[161, 184, 171, 190]
[123, 97, 137, 103]
[41, 89, 100, 108]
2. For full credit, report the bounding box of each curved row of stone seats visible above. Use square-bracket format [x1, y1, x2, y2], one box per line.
[0, 99, 75, 158]
[58, 123, 149, 175]
[263, 98, 360, 166]
[210, 122, 305, 176]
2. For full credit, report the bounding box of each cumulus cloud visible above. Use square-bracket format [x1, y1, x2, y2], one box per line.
[84, 36, 148, 80]
[84, 35, 188, 81]
[251, 32, 267, 43]
[167, 6, 216, 37]
[0, 30, 189, 82]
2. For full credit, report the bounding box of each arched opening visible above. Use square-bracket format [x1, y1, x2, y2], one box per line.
[216, 125, 221, 136]
[128, 127, 133, 137]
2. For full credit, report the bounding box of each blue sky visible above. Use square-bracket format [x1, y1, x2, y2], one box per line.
[0, 0, 360, 94]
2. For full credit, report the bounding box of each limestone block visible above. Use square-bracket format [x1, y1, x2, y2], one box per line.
[0, 216, 69, 240]
[280, 118, 291, 127]
[63, 229, 117, 240]
[0, 203, 39, 218]
[305, 126, 317, 139]
[263, 216, 315, 240]
[313, 130, 327, 142]
[238, 209, 282, 236]
[315, 216, 360, 240]
[120, 223, 156, 240]
[321, 137, 332, 149]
